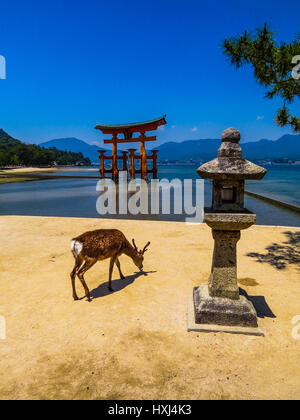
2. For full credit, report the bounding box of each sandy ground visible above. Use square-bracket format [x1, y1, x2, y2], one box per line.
[0, 167, 98, 174]
[0, 167, 58, 174]
[0, 216, 299, 400]
[0, 167, 99, 184]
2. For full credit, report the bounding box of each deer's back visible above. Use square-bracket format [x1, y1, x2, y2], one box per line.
[72, 229, 128, 259]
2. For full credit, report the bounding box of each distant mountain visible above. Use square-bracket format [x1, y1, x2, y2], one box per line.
[242, 135, 300, 160]
[157, 134, 300, 161]
[157, 139, 220, 161]
[39, 138, 106, 162]
[39, 133, 300, 163]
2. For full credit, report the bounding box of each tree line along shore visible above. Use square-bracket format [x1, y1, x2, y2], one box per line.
[0, 129, 91, 167]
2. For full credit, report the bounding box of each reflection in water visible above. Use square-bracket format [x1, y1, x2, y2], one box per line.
[95, 175, 204, 223]
[0, 165, 299, 226]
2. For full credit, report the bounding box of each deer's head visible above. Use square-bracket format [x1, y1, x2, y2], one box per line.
[131, 239, 150, 270]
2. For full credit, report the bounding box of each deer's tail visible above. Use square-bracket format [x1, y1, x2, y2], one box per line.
[70, 239, 83, 259]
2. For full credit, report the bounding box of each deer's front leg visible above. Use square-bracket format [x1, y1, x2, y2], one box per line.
[115, 257, 125, 280]
[108, 256, 117, 291]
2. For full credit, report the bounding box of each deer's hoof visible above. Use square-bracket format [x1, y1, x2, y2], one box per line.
[121, 275, 125, 280]
[73, 296, 79, 301]
[108, 286, 114, 292]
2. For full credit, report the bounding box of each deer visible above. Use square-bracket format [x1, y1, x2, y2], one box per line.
[70, 229, 150, 301]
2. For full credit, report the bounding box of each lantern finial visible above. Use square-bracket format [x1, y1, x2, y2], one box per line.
[221, 127, 241, 143]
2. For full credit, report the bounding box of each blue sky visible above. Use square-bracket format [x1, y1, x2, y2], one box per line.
[0, 0, 299, 146]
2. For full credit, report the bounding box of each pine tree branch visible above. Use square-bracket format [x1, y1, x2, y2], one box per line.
[223, 24, 300, 133]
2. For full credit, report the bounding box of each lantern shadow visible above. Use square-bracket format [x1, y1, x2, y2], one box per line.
[246, 231, 300, 271]
[239, 288, 276, 319]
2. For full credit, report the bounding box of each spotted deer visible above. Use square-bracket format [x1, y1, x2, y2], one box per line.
[70, 229, 150, 301]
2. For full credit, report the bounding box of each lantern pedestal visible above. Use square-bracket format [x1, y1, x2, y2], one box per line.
[193, 285, 259, 327]
[188, 214, 264, 335]
[187, 294, 264, 336]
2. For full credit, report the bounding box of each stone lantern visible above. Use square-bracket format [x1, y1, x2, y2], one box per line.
[188, 128, 267, 336]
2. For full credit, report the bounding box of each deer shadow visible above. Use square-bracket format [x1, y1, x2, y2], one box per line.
[89, 270, 157, 300]
[246, 231, 300, 271]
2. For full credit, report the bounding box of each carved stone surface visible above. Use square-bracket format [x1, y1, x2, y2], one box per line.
[208, 230, 241, 300]
[221, 127, 241, 142]
[197, 157, 267, 180]
[193, 285, 259, 328]
[204, 209, 256, 231]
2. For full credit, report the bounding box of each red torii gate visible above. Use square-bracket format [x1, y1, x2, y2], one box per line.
[95, 115, 166, 181]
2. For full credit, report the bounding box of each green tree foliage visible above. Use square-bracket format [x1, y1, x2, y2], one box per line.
[0, 129, 91, 167]
[223, 24, 300, 132]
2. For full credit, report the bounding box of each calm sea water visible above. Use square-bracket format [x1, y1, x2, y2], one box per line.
[0, 164, 299, 227]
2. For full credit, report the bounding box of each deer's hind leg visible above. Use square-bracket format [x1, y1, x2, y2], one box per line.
[115, 257, 125, 280]
[71, 255, 83, 301]
[108, 256, 117, 292]
[77, 259, 97, 301]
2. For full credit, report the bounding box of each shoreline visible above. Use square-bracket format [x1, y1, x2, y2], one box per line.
[0, 166, 98, 184]
[0, 166, 98, 174]
[245, 190, 300, 214]
[2, 214, 299, 229]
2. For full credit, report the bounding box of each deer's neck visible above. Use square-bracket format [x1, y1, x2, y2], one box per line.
[123, 243, 138, 261]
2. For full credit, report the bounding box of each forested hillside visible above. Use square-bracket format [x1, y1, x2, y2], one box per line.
[0, 129, 91, 166]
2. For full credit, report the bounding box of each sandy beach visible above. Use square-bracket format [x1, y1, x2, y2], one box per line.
[0, 167, 58, 174]
[0, 216, 299, 400]
[0, 167, 98, 174]
[0, 167, 99, 184]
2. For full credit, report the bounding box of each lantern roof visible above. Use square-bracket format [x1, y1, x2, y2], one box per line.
[197, 128, 267, 180]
